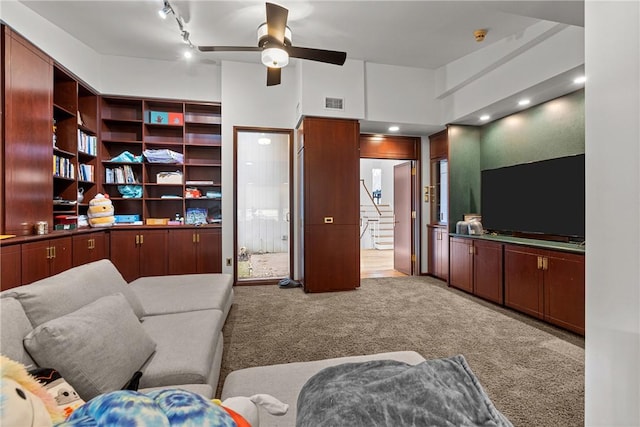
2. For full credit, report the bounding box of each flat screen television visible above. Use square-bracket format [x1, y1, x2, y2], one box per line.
[481, 154, 585, 239]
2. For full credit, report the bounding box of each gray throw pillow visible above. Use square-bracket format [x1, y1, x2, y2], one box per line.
[23, 293, 156, 400]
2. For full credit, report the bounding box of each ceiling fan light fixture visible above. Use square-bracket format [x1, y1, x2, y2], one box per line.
[262, 47, 289, 68]
[158, 1, 172, 19]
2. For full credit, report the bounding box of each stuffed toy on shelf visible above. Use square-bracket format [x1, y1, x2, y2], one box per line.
[86, 193, 115, 228]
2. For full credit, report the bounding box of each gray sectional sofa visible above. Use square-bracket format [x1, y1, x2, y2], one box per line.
[0, 259, 233, 401]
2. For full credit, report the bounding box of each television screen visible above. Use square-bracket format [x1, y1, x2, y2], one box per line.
[481, 154, 585, 239]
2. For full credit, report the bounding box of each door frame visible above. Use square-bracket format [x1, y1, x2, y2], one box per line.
[233, 126, 294, 285]
[359, 134, 421, 274]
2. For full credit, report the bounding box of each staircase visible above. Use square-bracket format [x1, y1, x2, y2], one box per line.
[360, 204, 394, 250]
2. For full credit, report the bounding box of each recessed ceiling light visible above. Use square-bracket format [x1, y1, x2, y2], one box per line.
[183, 50, 193, 59]
[574, 76, 587, 84]
[480, 115, 491, 121]
[388, 126, 399, 132]
[518, 99, 531, 106]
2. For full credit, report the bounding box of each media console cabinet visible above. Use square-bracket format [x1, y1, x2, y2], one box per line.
[448, 234, 585, 335]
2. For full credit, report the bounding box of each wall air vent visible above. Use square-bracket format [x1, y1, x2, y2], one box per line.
[324, 97, 345, 111]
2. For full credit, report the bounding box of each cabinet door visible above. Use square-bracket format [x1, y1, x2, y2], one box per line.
[303, 118, 359, 226]
[167, 229, 198, 275]
[197, 228, 222, 273]
[139, 230, 168, 278]
[72, 233, 106, 266]
[3, 28, 53, 235]
[438, 228, 449, 281]
[473, 240, 503, 304]
[544, 251, 585, 334]
[449, 237, 473, 292]
[49, 237, 72, 276]
[304, 224, 359, 292]
[21, 240, 52, 285]
[504, 246, 544, 319]
[109, 230, 141, 282]
[427, 226, 438, 277]
[1, 244, 22, 290]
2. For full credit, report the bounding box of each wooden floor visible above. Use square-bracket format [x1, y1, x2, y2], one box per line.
[360, 249, 408, 279]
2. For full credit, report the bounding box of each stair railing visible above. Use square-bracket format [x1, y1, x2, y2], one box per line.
[360, 179, 382, 216]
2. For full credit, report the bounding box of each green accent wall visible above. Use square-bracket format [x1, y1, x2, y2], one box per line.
[448, 125, 481, 232]
[480, 89, 585, 170]
[446, 89, 585, 231]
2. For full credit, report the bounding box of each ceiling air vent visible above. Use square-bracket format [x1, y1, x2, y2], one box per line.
[324, 97, 345, 111]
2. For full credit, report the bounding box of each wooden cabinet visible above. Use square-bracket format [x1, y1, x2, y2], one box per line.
[449, 237, 473, 293]
[167, 228, 221, 275]
[1, 244, 22, 291]
[72, 232, 108, 267]
[109, 229, 168, 282]
[473, 240, 504, 304]
[427, 225, 449, 281]
[505, 244, 584, 334]
[2, 26, 53, 235]
[299, 117, 360, 292]
[21, 237, 72, 285]
[100, 97, 222, 225]
[449, 237, 503, 304]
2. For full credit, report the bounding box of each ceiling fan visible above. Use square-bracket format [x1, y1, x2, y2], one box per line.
[198, 2, 347, 86]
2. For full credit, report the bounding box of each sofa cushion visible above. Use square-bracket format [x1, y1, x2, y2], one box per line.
[221, 351, 427, 427]
[0, 297, 36, 367]
[23, 293, 156, 400]
[139, 309, 223, 389]
[3, 259, 144, 326]
[130, 273, 233, 317]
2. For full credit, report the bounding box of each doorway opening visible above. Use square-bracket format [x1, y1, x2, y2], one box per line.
[360, 158, 411, 278]
[234, 128, 293, 285]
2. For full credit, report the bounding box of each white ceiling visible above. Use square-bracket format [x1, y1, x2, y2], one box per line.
[19, 0, 585, 132]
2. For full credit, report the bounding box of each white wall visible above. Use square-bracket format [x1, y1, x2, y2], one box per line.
[100, 55, 220, 102]
[437, 24, 584, 124]
[299, 59, 366, 119]
[585, 1, 640, 425]
[220, 60, 299, 273]
[365, 63, 438, 126]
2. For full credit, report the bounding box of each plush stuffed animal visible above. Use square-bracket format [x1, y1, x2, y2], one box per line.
[0, 355, 64, 427]
[87, 193, 114, 228]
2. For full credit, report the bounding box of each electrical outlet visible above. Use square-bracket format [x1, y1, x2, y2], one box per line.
[226, 258, 232, 267]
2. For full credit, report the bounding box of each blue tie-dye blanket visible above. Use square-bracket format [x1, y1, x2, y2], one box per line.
[296, 354, 513, 427]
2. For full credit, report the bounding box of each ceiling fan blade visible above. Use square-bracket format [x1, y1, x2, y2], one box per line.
[198, 46, 262, 52]
[265, 2, 288, 45]
[286, 46, 347, 66]
[267, 67, 281, 86]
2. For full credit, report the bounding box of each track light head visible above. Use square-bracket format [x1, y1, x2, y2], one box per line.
[158, 1, 172, 19]
[181, 30, 190, 44]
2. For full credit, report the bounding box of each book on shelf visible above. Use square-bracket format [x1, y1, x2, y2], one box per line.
[53, 155, 75, 179]
[104, 165, 138, 184]
[78, 163, 94, 182]
[77, 130, 97, 155]
[185, 180, 215, 185]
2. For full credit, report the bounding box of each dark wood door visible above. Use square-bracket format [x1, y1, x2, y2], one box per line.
[3, 27, 53, 235]
[139, 230, 168, 278]
[21, 240, 52, 285]
[49, 237, 72, 276]
[504, 245, 544, 319]
[72, 233, 107, 267]
[544, 251, 585, 334]
[168, 229, 198, 275]
[301, 117, 359, 292]
[109, 230, 141, 282]
[449, 237, 473, 293]
[427, 225, 448, 280]
[1, 244, 22, 290]
[393, 162, 413, 275]
[197, 228, 222, 273]
[473, 240, 503, 304]
[304, 224, 359, 292]
[303, 118, 359, 226]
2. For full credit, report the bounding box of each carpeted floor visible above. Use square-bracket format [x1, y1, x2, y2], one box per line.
[219, 275, 584, 427]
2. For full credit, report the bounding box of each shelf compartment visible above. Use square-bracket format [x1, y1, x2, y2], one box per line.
[184, 103, 221, 124]
[185, 124, 221, 145]
[53, 66, 78, 115]
[78, 83, 98, 133]
[101, 97, 143, 121]
[144, 125, 184, 144]
[101, 121, 142, 142]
